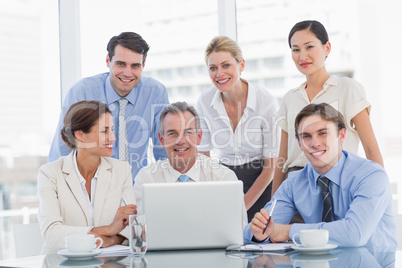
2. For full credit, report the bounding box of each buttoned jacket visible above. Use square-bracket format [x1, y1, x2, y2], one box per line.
[37, 151, 135, 254]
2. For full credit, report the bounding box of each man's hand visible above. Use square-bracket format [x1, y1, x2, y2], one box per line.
[248, 254, 275, 268]
[250, 208, 273, 241]
[269, 223, 292, 243]
[250, 208, 292, 243]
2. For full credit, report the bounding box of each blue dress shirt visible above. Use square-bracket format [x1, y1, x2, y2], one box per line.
[244, 151, 397, 248]
[48, 73, 169, 180]
[290, 247, 395, 268]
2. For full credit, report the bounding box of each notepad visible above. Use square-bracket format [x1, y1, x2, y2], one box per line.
[97, 245, 131, 257]
[226, 242, 295, 255]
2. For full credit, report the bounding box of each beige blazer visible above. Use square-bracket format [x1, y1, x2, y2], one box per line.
[37, 151, 135, 254]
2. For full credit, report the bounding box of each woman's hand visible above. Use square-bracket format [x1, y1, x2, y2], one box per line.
[94, 234, 126, 248]
[90, 204, 137, 237]
[108, 204, 137, 235]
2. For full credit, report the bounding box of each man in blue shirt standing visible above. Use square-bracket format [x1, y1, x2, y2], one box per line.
[48, 32, 169, 180]
[244, 103, 396, 248]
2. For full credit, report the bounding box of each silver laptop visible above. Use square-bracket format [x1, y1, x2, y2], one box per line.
[142, 181, 244, 251]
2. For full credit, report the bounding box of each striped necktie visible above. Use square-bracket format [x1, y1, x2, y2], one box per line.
[118, 98, 128, 161]
[317, 176, 333, 222]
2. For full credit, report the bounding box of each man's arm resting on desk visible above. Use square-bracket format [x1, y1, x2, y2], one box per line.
[269, 224, 292, 243]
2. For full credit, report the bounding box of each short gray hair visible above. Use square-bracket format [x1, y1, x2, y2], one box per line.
[159, 102, 200, 134]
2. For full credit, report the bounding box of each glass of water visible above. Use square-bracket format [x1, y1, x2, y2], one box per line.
[131, 255, 148, 268]
[129, 214, 147, 255]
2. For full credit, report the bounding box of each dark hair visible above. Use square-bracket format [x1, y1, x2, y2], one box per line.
[288, 20, 329, 48]
[159, 102, 200, 134]
[107, 32, 150, 63]
[294, 103, 346, 140]
[61, 101, 111, 149]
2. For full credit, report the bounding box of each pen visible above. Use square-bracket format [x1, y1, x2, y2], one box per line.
[122, 195, 128, 206]
[263, 199, 277, 234]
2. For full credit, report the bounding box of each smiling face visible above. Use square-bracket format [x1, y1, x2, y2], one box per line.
[207, 51, 245, 92]
[158, 111, 202, 173]
[297, 115, 345, 174]
[106, 44, 144, 97]
[290, 29, 331, 77]
[76, 113, 116, 157]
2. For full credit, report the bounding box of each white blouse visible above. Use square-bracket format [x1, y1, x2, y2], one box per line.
[196, 79, 280, 166]
[72, 150, 99, 227]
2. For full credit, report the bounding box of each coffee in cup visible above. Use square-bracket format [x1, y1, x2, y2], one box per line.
[292, 229, 328, 248]
[65, 234, 103, 253]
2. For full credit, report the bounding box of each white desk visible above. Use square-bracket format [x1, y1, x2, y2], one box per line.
[0, 255, 45, 267]
[0, 247, 400, 267]
[0, 250, 246, 268]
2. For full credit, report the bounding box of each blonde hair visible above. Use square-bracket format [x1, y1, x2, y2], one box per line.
[204, 36, 243, 64]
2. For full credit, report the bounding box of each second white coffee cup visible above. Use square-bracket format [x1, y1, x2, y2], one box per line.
[292, 229, 328, 248]
[65, 234, 103, 253]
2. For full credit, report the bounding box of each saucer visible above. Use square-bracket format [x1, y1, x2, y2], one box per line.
[292, 253, 338, 261]
[291, 244, 337, 254]
[59, 258, 103, 266]
[57, 249, 102, 260]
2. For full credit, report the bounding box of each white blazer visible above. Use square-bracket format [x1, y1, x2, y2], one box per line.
[37, 151, 135, 254]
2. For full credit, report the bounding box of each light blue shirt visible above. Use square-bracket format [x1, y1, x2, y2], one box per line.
[324, 247, 396, 268]
[248, 246, 396, 268]
[244, 151, 397, 248]
[48, 72, 169, 180]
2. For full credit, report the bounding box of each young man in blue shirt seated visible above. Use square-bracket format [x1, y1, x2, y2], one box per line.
[244, 103, 396, 248]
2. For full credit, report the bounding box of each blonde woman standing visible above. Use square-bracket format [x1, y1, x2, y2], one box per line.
[197, 36, 279, 221]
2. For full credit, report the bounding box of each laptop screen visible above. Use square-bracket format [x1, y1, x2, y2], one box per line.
[142, 181, 244, 251]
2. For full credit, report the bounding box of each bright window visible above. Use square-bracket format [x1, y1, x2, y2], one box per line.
[0, 0, 60, 259]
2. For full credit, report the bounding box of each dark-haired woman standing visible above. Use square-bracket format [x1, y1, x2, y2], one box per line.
[37, 101, 136, 254]
[271, 20, 383, 196]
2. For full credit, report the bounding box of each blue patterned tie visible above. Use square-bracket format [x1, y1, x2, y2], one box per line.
[318, 176, 333, 222]
[179, 174, 190, 182]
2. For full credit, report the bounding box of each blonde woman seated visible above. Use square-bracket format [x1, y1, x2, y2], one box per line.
[37, 100, 137, 254]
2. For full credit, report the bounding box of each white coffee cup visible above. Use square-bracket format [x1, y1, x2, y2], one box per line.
[292, 229, 328, 248]
[65, 234, 103, 253]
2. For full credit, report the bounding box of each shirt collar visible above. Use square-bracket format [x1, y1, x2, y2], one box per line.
[105, 73, 143, 105]
[166, 163, 182, 182]
[311, 151, 346, 186]
[292, 75, 338, 93]
[73, 150, 100, 184]
[210, 78, 255, 112]
[210, 88, 223, 110]
[167, 154, 202, 182]
[245, 79, 257, 112]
